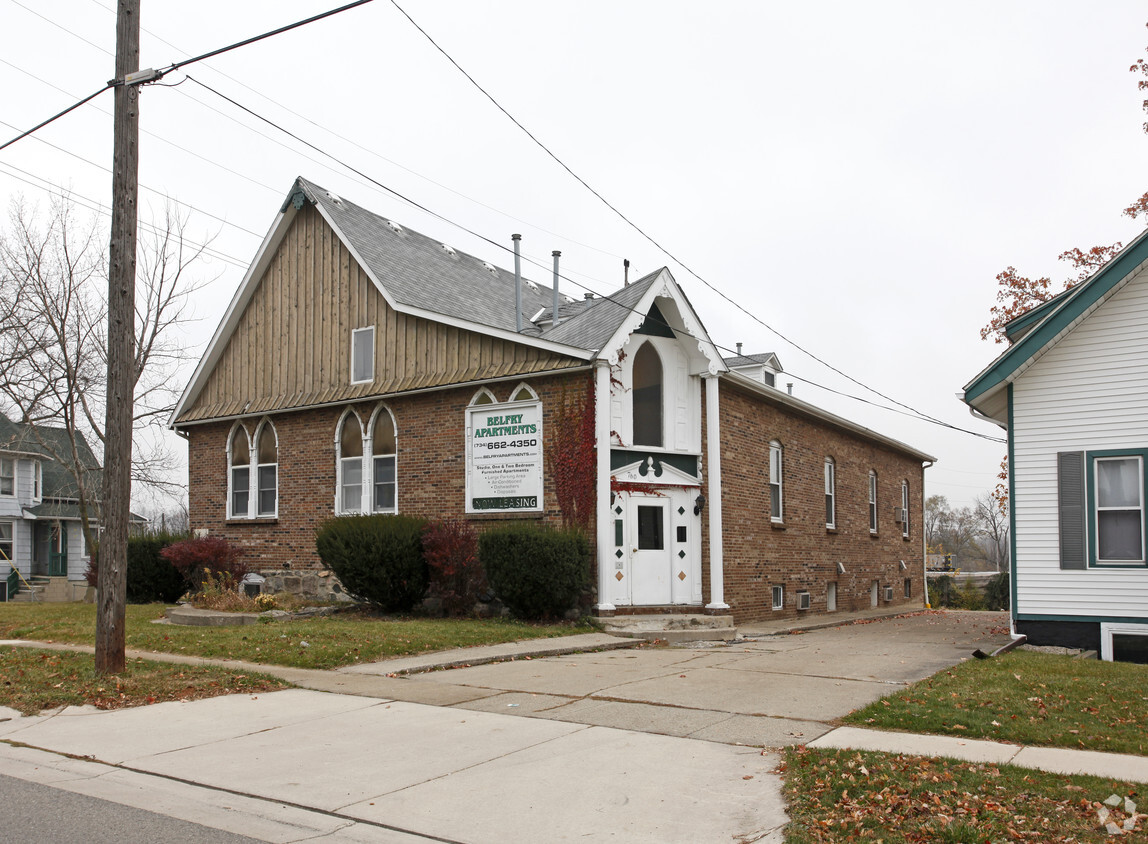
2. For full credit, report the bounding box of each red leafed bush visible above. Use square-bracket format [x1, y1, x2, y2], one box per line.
[422, 518, 483, 616]
[160, 535, 247, 592]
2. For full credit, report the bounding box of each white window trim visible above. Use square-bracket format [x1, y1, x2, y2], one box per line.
[351, 326, 375, 385]
[769, 441, 783, 523]
[336, 409, 366, 514]
[0, 458, 14, 498]
[1093, 454, 1145, 565]
[0, 519, 13, 563]
[771, 584, 784, 610]
[1100, 622, 1148, 662]
[32, 461, 42, 503]
[254, 420, 279, 519]
[227, 424, 251, 520]
[901, 481, 910, 538]
[509, 381, 539, 403]
[470, 387, 498, 406]
[367, 404, 398, 515]
[868, 471, 878, 534]
[824, 457, 836, 529]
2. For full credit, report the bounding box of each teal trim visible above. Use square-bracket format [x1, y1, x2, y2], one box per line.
[610, 449, 698, 478]
[1085, 449, 1148, 568]
[1007, 385, 1017, 624]
[1017, 613, 1148, 625]
[1002, 290, 1072, 342]
[964, 229, 1148, 404]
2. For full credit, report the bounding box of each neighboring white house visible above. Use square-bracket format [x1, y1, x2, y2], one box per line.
[0, 413, 100, 592]
[962, 229, 1148, 662]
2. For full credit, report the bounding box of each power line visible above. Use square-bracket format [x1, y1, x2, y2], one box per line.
[387, 0, 968, 436]
[180, 75, 1005, 444]
[0, 83, 112, 153]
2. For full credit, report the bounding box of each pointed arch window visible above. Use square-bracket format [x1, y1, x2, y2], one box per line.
[510, 382, 538, 403]
[471, 387, 497, 406]
[255, 422, 278, 517]
[228, 425, 251, 518]
[632, 341, 663, 447]
[371, 407, 397, 513]
[338, 412, 365, 513]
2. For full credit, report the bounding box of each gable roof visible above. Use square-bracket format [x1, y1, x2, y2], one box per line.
[173, 178, 727, 424]
[0, 413, 101, 500]
[724, 351, 781, 370]
[962, 227, 1148, 424]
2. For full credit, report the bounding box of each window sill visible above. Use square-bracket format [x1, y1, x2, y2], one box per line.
[869, 530, 879, 538]
[825, 527, 839, 535]
[770, 521, 786, 531]
[226, 517, 278, 526]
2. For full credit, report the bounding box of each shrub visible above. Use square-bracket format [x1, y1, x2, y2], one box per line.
[315, 514, 429, 612]
[480, 522, 589, 619]
[984, 570, 1010, 611]
[84, 531, 187, 602]
[161, 535, 247, 592]
[955, 577, 985, 611]
[930, 575, 956, 608]
[423, 518, 483, 616]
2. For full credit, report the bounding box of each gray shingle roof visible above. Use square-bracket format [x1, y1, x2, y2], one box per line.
[0, 413, 101, 499]
[724, 352, 779, 368]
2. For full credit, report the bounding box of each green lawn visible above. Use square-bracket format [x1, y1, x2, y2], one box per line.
[0, 603, 593, 670]
[0, 646, 289, 715]
[845, 650, 1148, 756]
[784, 746, 1143, 842]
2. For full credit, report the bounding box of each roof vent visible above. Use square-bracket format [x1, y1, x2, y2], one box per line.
[525, 280, 539, 293]
[482, 261, 497, 275]
[736, 342, 743, 355]
[327, 192, 342, 205]
[440, 243, 456, 257]
[386, 220, 403, 234]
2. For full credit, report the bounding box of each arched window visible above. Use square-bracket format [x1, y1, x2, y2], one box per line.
[338, 411, 365, 513]
[370, 406, 397, 513]
[255, 421, 278, 517]
[824, 457, 836, 529]
[509, 382, 538, 402]
[769, 441, 783, 523]
[470, 388, 497, 406]
[228, 424, 250, 518]
[632, 341, 663, 447]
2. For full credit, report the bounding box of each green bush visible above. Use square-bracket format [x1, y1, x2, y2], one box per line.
[984, 570, 1010, 611]
[930, 575, 956, 608]
[86, 531, 188, 602]
[955, 577, 985, 611]
[127, 532, 189, 603]
[480, 522, 589, 619]
[315, 514, 429, 612]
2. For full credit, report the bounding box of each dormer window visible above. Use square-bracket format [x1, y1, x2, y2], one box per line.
[0, 459, 13, 497]
[351, 327, 374, 384]
[32, 461, 42, 502]
[632, 341, 663, 447]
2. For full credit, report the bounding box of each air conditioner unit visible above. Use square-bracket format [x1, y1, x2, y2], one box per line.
[797, 591, 811, 610]
[892, 507, 907, 523]
[884, 586, 894, 602]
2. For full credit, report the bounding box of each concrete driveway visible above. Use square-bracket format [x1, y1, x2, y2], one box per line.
[343, 609, 1013, 748]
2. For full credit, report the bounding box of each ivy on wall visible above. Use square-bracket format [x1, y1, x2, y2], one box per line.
[547, 374, 596, 529]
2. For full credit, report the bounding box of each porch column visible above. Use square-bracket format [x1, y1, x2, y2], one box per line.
[594, 361, 616, 612]
[704, 373, 728, 610]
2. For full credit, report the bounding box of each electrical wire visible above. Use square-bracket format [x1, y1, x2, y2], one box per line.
[0, 83, 112, 153]
[183, 74, 1004, 445]
[387, 0, 968, 435]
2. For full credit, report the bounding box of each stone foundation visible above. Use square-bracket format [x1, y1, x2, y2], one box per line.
[259, 569, 355, 603]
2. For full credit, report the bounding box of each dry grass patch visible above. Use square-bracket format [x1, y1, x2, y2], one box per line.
[0, 647, 289, 716]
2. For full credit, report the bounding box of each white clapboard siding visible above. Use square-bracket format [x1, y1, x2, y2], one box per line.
[1012, 264, 1148, 619]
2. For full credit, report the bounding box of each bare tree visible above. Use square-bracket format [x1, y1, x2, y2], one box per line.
[973, 490, 1010, 572]
[0, 193, 211, 551]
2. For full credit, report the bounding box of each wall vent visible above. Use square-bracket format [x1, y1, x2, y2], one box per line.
[797, 591, 811, 611]
[883, 586, 894, 602]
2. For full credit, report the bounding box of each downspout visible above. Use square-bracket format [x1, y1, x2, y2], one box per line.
[552, 251, 561, 328]
[512, 234, 522, 333]
[922, 459, 933, 608]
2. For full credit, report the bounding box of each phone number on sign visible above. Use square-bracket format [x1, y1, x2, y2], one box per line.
[474, 439, 537, 450]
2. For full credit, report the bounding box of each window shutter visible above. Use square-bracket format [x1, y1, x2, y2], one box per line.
[1057, 451, 1086, 569]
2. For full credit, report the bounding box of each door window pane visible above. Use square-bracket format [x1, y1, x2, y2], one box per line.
[637, 505, 664, 550]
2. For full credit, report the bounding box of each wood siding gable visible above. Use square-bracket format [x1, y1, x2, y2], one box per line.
[176, 205, 584, 423]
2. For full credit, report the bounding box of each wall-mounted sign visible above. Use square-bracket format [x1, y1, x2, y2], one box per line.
[466, 401, 544, 513]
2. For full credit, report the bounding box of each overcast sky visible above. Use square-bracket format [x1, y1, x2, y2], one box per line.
[3, 1, 1148, 512]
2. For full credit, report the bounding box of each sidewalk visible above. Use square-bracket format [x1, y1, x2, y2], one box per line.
[810, 726, 1148, 784]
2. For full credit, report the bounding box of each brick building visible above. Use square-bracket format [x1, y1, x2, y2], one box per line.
[172, 177, 932, 624]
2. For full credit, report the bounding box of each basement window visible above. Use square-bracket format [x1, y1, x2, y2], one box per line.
[1101, 622, 1148, 663]
[771, 585, 784, 610]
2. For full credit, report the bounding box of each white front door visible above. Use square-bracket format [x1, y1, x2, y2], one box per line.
[629, 496, 672, 605]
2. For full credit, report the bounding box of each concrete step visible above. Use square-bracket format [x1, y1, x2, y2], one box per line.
[597, 613, 737, 643]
